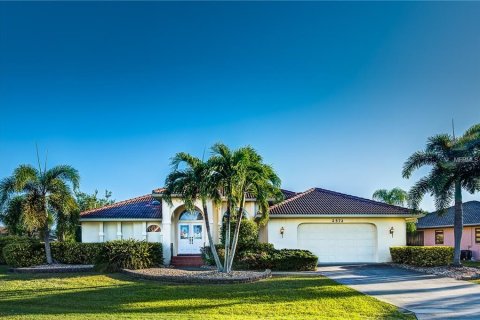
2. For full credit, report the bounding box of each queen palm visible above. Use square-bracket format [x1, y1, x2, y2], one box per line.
[209, 143, 282, 273]
[0, 164, 79, 264]
[403, 124, 480, 266]
[163, 152, 223, 271]
[372, 188, 408, 206]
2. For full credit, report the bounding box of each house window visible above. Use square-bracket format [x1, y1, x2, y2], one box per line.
[476, 228, 480, 244]
[435, 230, 444, 245]
[147, 224, 161, 233]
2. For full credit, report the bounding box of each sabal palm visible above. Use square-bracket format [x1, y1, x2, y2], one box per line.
[0, 164, 79, 264]
[209, 143, 282, 272]
[163, 152, 223, 271]
[372, 188, 408, 206]
[403, 125, 480, 266]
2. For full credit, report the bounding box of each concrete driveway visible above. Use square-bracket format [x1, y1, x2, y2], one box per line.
[317, 264, 480, 320]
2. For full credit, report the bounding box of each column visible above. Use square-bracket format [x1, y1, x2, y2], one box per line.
[142, 222, 147, 241]
[99, 222, 104, 242]
[162, 221, 172, 265]
[116, 222, 122, 240]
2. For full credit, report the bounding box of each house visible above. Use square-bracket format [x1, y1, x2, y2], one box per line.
[80, 187, 414, 265]
[417, 201, 480, 260]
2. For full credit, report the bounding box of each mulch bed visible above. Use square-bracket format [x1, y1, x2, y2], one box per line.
[122, 267, 272, 284]
[10, 264, 94, 274]
[393, 263, 480, 280]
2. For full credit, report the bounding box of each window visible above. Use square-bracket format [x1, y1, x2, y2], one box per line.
[147, 224, 161, 233]
[476, 228, 480, 244]
[178, 210, 203, 221]
[435, 230, 444, 245]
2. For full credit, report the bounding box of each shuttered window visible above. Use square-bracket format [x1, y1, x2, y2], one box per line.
[475, 228, 480, 244]
[435, 230, 444, 245]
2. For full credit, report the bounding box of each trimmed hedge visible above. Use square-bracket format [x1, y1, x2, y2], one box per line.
[202, 243, 318, 271]
[95, 240, 163, 272]
[0, 236, 34, 264]
[3, 241, 46, 267]
[51, 242, 103, 265]
[390, 246, 454, 267]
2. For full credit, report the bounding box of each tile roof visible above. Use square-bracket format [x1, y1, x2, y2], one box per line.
[281, 189, 297, 200]
[417, 201, 480, 228]
[269, 187, 411, 216]
[80, 194, 162, 220]
[153, 187, 297, 201]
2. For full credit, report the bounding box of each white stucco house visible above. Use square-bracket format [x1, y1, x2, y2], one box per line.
[80, 187, 415, 265]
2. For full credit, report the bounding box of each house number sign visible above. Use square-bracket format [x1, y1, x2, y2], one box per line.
[331, 218, 344, 223]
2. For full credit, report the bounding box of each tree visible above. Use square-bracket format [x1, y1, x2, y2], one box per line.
[402, 124, 480, 266]
[75, 189, 114, 212]
[0, 164, 79, 264]
[209, 143, 282, 273]
[372, 188, 408, 206]
[0, 196, 29, 236]
[163, 152, 224, 271]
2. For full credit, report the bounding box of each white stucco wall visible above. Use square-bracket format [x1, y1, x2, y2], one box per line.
[267, 216, 407, 263]
[80, 220, 161, 243]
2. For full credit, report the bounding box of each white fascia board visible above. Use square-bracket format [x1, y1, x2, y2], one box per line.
[80, 218, 162, 222]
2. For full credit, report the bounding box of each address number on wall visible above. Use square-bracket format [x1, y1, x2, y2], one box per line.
[331, 218, 344, 223]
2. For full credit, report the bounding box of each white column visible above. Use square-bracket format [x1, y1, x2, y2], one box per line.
[162, 221, 172, 265]
[99, 222, 104, 242]
[116, 222, 122, 240]
[142, 222, 147, 241]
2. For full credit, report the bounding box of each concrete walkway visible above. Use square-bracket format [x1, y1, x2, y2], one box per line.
[315, 264, 480, 320]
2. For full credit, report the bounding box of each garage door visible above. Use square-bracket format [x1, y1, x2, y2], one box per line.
[297, 223, 377, 263]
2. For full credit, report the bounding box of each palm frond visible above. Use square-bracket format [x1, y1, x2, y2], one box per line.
[402, 151, 443, 178]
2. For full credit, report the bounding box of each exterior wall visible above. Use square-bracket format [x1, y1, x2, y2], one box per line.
[81, 222, 101, 243]
[267, 217, 407, 263]
[422, 226, 480, 260]
[80, 220, 161, 243]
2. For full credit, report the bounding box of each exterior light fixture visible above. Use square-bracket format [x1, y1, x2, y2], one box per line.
[389, 227, 395, 238]
[280, 227, 285, 238]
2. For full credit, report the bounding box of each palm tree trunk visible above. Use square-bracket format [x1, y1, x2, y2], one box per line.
[202, 203, 223, 271]
[224, 204, 231, 273]
[44, 225, 53, 264]
[453, 181, 463, 266]
[227, 194, 246, 272]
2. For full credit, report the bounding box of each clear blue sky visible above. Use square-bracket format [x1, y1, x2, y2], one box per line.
[1, 2, 479, 211]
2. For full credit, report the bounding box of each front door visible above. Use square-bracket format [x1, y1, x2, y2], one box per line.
[178, 223, 204, 254]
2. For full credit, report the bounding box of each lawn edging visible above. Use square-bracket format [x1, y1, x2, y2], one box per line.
[10, 264, 94, 273]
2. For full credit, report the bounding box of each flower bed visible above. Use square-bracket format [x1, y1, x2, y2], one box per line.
[122, 268, 271, 284]
[393, 263, 480, 280]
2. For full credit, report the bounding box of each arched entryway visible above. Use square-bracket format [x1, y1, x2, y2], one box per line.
[177, 210, 204, 255]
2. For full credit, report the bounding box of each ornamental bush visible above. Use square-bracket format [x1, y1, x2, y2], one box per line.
[0, 236, 33, 264]
[221, 218, 259, 251]
[2, 241, 45, 267]
[94, 240, 163, 272]
[390, 246, 454, 267]
[51, 242, 103, 265]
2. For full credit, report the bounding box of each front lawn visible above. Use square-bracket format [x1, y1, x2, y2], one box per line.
[463, 261, 480, 269]
[0, 266, 412, 319]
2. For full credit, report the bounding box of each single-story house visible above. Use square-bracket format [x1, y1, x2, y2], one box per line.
[417, 201, 480, 260]
[80, 187, 414, 265]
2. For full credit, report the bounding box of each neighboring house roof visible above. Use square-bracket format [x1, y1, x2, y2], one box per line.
[417, 201, 480, 229]
[80, 194, 162, 220]
[269, 187, 411, 216]
[280, 189, 297, 200]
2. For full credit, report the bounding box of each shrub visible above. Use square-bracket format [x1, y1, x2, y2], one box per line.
[390, 246, 454, 267]
[0, 236, 37, 265]
[95, 240, 163, 272]
[202, 244, 318, 271]
[3, 241, 45, 267]
[51, 242, 103, 264]
[221, 218, 259, 251]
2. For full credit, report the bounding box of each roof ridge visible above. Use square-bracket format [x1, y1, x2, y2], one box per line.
[269, 188, 316, 210]
[80, 194, 153, 216]
[313, 187, 409, 211]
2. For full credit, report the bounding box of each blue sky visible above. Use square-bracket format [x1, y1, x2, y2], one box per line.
[1, 2, 479, 211]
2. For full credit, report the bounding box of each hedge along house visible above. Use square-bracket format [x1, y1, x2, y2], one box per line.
[80, 187, 415, 265]
[416, 201, 480, 260]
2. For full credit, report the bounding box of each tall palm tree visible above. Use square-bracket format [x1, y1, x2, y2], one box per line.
[209, 143, 282, 273]
[163, 152, 223, 271]
[372, 188, 408, 206]
[0, 164, 79, 264]
[403, 124, 480, 266]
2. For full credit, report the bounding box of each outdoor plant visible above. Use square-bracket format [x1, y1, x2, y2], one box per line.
[2, 240, 45, 267]
[390, 246, 454, 267]
[402, 123, 480, 266]
[0, 235, 33, 264]
[0, 160, 80, 264]
[50, 242, 103, 265]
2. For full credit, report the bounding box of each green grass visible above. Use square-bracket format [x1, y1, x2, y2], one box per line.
[463, 261, 480, 268]
[0, 265, 413, 320]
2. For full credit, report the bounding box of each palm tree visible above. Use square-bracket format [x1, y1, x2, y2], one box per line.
[372, 188, 408, 206]
[0, 195, 28, 236]
[163, 152, 223, 271]
[0, 164, 79, 264]
[209, 143, 282, 273]
[402, 125, 480, 266]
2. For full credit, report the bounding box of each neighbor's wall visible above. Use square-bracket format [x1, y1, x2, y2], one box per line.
[422, 226, 480, 260]
[267, 217, 407, 263]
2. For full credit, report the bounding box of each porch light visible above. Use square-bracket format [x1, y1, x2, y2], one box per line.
[280, 227, 285, 238]
[389, 227, 395, 238]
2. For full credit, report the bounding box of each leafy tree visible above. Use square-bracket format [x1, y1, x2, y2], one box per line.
[0, 196, 29, 236]
[75, 190, 114, 212]
[163, 153, 224, 271]
[402, 124, 480, 266]
[209, 143, 282, 272]
[0, 164, 79, 264]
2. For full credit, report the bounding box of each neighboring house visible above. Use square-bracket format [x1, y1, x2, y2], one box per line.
[417, 201, 480, 260]
[80, 187, 414, 265]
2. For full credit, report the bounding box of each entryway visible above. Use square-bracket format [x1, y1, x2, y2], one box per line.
[176, 210, 205, 255]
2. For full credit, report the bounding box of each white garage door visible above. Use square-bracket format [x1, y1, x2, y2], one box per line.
[297, 223, 377, 263]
